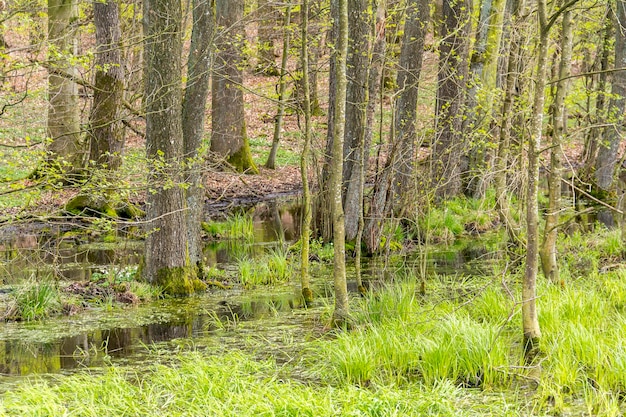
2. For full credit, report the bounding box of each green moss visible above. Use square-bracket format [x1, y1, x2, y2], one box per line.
[228, 123, 259, 174]
[65, 194, 117, 217]
[156, 266, 206, 296]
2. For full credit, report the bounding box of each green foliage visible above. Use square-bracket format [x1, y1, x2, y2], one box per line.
[203, 213, 255, 242]
[315, 280, 510, 389]
[416, 192, 499, 244]
[8, 279, 62, 321]
[237, 248, 292, 288]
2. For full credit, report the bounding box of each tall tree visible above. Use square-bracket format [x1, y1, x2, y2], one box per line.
[343, 0, 372, 241]
[363, 0, 428, 254]
[494, 0, 526, 245]
[182, 0, 215, 270]
[330, 0, 349, 326]
[300, 0, 314, 303]
[524, 0, 552, 354]
[265, 2, 292, 169]
[46, 0, 84, 180]
[361, 0, 387, 255]
[595, 0, 626, 193]
[463, 0, 506, 197]
[211, 0, 257, 173]
[393, 0, 430, 201]
[89, 0, 124, 170]
[432, 0, 472, 199]
[540, 5, 573, 284]
[256, 0, 278, 75]
[143, 0, 202, 294]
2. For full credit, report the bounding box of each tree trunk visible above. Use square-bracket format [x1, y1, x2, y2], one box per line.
[342, 0, 372, 241]
[89, 0, 124, 170]
[463, 0, 505, 197]
[540, 7, 573, 284]
[595, 0, 626, 193]
[300, 0, 314, 303]
[143, 0, 202, 295]
[362, 0, 387, 255]
[182, 0, 215, 269]
[331, 0, 349, 326]
[494, 0, 526, 245]
[432, 0, 472, 200]
[581, 6, 611, 179]
[46, 0, 84, 180]
[523, 0, 548, 355]
[256, 0, 278, 75]
[211, 0, 258, 173]
[393, 0, 430, 202]
[314, 0, 339, 242]
[265, 3, 292, 169]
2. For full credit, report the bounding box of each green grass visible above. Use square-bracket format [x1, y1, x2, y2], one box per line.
[237, 248, 292, 288]
[7, 279, 62, 321]
[0, 350, 527, 417]
[203, 212, 255, 242]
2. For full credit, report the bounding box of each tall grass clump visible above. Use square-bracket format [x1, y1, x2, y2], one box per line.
[202, 213, 254, 241]
[5, 279, 61, 321]
[237, 249, 291, 288]
[315, 279, 511, 389]
[537, 272, 626, 412]
[227, 212, 254, 241]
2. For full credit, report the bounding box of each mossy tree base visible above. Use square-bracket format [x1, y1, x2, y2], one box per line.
[156, 266, 206, 296]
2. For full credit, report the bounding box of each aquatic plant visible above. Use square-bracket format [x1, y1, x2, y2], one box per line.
[7, 280, 62, 321]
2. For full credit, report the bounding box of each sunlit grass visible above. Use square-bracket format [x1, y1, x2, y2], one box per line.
[0, 350, 525, 417]
[5, 279, 62, 321]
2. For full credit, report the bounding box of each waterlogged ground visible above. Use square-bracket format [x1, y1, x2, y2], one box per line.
[1, 200, 622, 415]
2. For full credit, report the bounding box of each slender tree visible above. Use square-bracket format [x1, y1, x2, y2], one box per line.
[182, 0, 215, 270]
[432, 0, 472, 199]
[300, 0, 314, 303]
[342, 0, 372, 241]
[540, 5, 573, 284]
[330, 0, 350, 326]
[393, 0, 430, 201]
[494, 0, 526, 245]
[266, 2, 292, 169]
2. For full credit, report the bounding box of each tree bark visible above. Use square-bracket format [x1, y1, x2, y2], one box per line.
[331, 0, 349, 326]
[182, 0, 215, 269]
[300, 0, 314, 303]
[143, 0, 202, 295]
[256, 0, 279, 75]
[393, 0, 429, 201]
[89, 0, 124, 170]
[265, 3, 292, 169]
[494, 0, 526, 245]
[595, 0, 626, 193]
[46, 0, 84, 179]
[523, 0, 548, 354]
[342, 0, 372, 241]
[540, 7, 573, 284]
[432, 0, 472, 200]
[211, 0, 258, 173]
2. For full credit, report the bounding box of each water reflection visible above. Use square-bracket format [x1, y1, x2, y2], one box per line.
[0, 293, 302, 377]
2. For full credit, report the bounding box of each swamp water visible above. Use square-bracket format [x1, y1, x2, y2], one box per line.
[0, 199, 502, 388]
